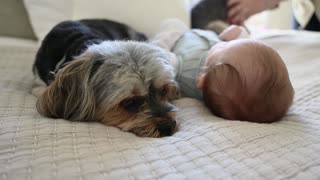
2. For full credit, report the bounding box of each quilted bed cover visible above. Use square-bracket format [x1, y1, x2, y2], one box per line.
[0, 30, 319, 180]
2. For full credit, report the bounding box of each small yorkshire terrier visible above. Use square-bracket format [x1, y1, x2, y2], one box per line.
[33, 19, 180, 137]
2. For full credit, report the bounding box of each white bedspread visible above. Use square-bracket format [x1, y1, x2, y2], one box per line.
[0, 30, 319, 180]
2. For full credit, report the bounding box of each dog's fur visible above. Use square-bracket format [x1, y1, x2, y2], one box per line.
[34, 19, 147, 85]
[33, 19, 180, 137]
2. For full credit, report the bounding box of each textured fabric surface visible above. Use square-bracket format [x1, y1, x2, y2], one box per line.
[0, 31, 320, 180]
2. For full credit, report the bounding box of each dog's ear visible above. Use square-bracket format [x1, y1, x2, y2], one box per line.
[36, 57, 100, 122]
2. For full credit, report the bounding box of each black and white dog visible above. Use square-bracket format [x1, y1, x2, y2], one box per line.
[33, 19, 179, 138]
[33, 19, 147, 85]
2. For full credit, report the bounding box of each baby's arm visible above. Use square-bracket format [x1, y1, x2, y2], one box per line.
[151, 19, 189, 50]
[218, 25, 250, 41]
[206, 20, 250, 41]
[151, 19, 189, 67]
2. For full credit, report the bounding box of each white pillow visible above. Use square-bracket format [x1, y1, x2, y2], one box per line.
[23, 0, 73, 41]
[72, 0, 191, 38]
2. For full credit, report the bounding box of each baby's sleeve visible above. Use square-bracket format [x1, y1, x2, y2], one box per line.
[150, 19, 189, 50]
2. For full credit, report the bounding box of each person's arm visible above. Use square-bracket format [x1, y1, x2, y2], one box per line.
[227, 0, 284, 25]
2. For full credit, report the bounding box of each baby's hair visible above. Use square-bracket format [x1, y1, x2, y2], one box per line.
[203, 44, 294, 123]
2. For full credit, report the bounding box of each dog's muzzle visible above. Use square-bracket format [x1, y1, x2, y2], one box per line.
[157, 119, 177, 136]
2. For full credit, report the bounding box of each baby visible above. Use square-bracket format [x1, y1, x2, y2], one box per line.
[152, 19, 294, 123]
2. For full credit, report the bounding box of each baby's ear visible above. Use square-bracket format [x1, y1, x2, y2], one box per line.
[197, 63, 224, 90]
[200, 63, 243, 92]
[197, 73, 207, 90]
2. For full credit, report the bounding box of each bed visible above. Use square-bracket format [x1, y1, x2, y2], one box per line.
[0, 28, 320, 179]
[1, 0, 320, 179]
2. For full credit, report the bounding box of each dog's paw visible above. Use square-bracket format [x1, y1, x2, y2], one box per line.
[32, 86, 47, 98]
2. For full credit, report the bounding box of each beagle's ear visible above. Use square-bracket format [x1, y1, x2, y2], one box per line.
[36, 57, 102, 122]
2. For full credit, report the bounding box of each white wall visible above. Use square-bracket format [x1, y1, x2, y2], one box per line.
[72, 0, 190, 37]
[71, 0, 292, 37]
[246, 1, 292, 29]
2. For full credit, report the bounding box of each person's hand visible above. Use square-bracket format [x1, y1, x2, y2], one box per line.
[227, 0, 279, 25]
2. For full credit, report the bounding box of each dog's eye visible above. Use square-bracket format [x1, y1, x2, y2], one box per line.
[160, 85, 168, 97]
[121, 97, 145, 111]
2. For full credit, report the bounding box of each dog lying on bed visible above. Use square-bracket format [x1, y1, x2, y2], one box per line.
[33, 19, 180, 138]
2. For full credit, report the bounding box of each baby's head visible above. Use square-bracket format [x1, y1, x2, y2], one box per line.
[198, 39, 294, 123]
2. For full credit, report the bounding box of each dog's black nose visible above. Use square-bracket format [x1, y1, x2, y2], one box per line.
[157, 120, 176, 137]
